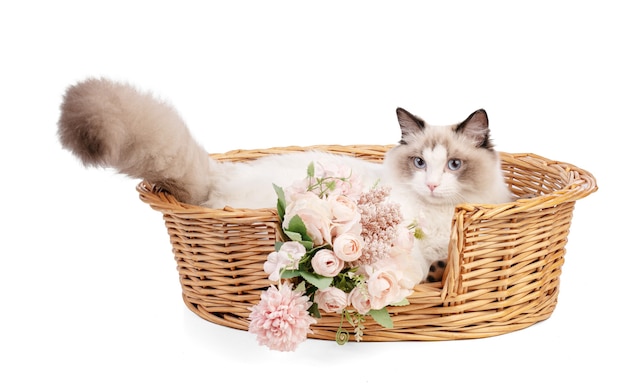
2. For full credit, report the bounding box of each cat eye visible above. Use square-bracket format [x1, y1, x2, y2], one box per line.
[412, 157, 426, 169]
[448, 158, 462, 171]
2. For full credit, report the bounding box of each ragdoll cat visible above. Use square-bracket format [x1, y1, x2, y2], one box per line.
[57, 78, 513, 283]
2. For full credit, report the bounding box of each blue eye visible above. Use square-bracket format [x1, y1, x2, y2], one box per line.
[413, 157, 426, 169]
[448, 158, 462, 170]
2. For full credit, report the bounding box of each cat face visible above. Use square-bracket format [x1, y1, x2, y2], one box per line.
[385, 108, 502, 206]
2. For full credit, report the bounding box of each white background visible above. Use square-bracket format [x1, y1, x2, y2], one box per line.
[1, 1, 620, 382]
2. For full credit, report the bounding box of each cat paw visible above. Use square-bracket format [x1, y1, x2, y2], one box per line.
[426, 260, 447, 282]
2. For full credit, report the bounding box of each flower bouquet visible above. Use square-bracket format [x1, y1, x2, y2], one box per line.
[248, 161, 422, 351]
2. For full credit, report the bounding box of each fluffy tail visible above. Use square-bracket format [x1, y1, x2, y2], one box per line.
[57, 77, 213, 205]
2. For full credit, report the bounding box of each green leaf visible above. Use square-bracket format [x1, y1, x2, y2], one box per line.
[286, 215, 309, 238]
[284, 229, 303, 242]
[368, 308, 394, 329]
[273, 184, 286, 219]
[294, 280, 307, 292]
[309, 302, 321, 318]
[306, 162, 315, 178]
[285, 215, 313, 248]
[283, 230, 313, 250]
[326, 179, 336, 192]
[414, 227, 425, 240]
[300, 270, 333, 290]
[345, 310, 356, 326]
[390, 298, 409, 307]
[280, 269, 301, 279]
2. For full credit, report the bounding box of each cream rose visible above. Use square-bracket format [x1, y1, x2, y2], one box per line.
[389, 226, 415, 258]
[283, 192, 332, 246]
[316, 162, 364, 199]
[332, 232, 363, 262]
[328, 194, 361, 236]
[314, 287, 348, 314]
[311, 249, 344, 277]
[385, 252, 422, 291]
[283, 178, 309, 204]
[366, 267, 401, 310]
[348, 286, 371, 315]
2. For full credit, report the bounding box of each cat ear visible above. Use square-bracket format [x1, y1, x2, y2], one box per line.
[396, 108, 425, 143]
[456, 109, 493, 149]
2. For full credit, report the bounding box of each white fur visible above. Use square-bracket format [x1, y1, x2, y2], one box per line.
[201, 152, 385, 209]
[383, 140, 512, 276]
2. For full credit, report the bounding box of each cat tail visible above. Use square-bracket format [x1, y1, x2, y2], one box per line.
[57, 77, 214, 206]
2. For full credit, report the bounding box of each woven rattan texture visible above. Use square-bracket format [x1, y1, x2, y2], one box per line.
[137, 145, 597, 341]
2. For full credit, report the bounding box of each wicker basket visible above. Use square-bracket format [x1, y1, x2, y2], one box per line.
[137, 145, 597, 341]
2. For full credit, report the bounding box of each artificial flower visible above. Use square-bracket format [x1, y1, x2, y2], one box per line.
[332, 232, 363, 262]
[347, 284, 371, 315]
[311, 249, 345, 277]
[314, 286, 348, 314]
[282, 192, 332, 246]
[263, 241, 306, 282]
[249, 161, 422, 351]
[248, 282, 317, 352]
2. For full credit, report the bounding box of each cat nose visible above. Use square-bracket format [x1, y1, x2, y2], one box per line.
[427, 183, 438, 192]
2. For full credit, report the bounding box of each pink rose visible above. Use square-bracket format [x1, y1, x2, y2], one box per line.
[383, 252, 422, 291]
[314, 287, 348, 314]
[263, 241, 306, 282]
[328, 194, 362, 237]
[316, 162, 363, 199]
[329, 194, 358, 222]
[311, 249, 345, 277]
[348, 286, 371, 315]
[389, 226, 415, 258]
[283, 192, 332, 246]
[365, 253, 420, 309]
[283, 179, 309, 203]
[332, 232, 363, 262]
[366, 267, 402, 310]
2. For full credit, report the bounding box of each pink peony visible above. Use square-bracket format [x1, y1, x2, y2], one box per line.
[248, 282, 317, 352]
[314, 287, 348, 314]
[333, 232, 364, 262]
[311, 249, 345, 277]
[263, 241, 306, 282]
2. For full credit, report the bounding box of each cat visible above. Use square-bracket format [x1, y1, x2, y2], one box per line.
[57, 77, 514, 283]
[384, 106, 514, 281]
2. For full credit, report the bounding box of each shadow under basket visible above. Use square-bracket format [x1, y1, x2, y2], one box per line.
[137, 145, 597, 342]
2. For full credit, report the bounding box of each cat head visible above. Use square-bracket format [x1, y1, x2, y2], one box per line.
[384, 107, 509, 206]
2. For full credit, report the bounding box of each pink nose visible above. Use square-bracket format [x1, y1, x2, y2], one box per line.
[427, 183, 438, 192]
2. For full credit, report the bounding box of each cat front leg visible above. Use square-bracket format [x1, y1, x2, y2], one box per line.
[412, 235, 449, 284]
